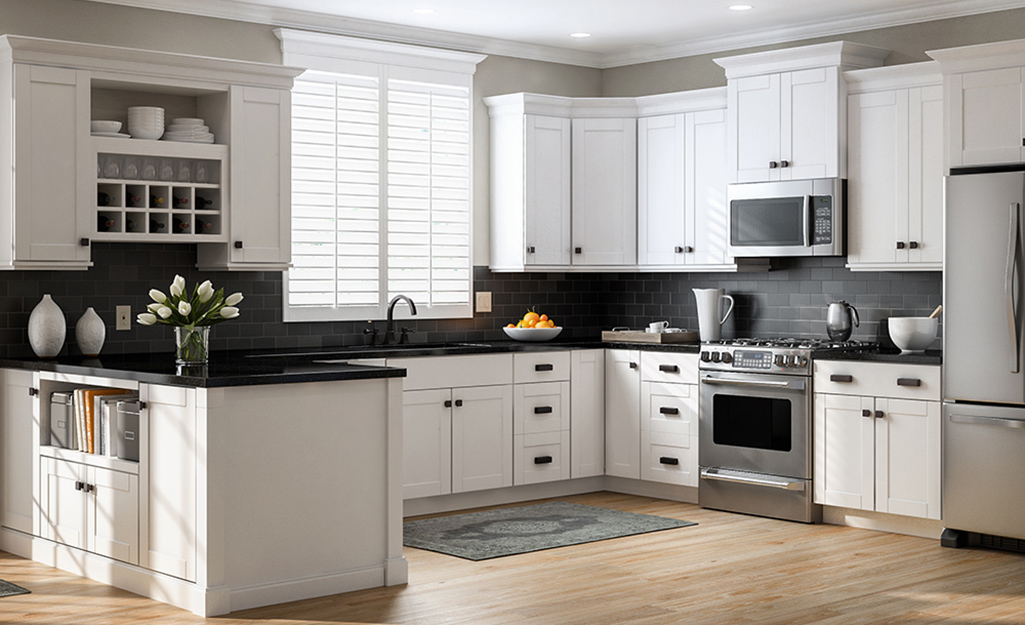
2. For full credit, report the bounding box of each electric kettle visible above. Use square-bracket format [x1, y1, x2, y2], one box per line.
[825, 301, 859, 342]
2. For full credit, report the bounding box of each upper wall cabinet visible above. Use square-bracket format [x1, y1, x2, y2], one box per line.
[928, 38, 1025, 169]
[485, 94, 638, 272]
[0, 35, 301, 271]
[715, 42, 889, 184]
[846, 63, 944, 271]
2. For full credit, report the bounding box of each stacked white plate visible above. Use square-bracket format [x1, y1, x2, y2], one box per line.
[127, 106, 164, 141]
[163, 117, 215, 144]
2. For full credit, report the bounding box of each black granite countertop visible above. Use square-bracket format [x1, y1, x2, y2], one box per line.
[812, 347, 942, 365]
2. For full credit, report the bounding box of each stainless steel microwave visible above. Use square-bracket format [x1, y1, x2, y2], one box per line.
[726, 178, 845, 257]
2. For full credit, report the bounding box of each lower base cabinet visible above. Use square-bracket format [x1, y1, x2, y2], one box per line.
[640, 381, 698, 487]
[513, 381, 570, 485]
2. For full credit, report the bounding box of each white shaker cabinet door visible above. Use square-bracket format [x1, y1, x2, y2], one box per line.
[525, 115, 572, 266]
[638, 114, 686, 266]
[41, 457, 87, 550]
[686, 108, 729, 266]
[451, 384, 513, 494]
[874, 398, 941, 520]
[728, 73, 780, 183]
[88, 466, 139, 566]
[813, 393, 874, 510]
[10, 64, 91, 267]
[570, 349, 606, 479]
[604, 349, 641, 479]
[782, 67, 841, 181]
[949, 67, 1025, 168]
[0, 369, 36, 535]
[402, 388, 453, 499]
[571, 117, 637, 266]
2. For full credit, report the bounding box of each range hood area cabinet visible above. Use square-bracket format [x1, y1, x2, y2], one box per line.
[845, 63, 944, 271]
[486, 93, 638, 272]
[928, 38, 1025, 169]
[714, 41, 890, 184]
[0, 35, 301, 271]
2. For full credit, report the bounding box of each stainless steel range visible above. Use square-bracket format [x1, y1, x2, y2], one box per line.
[697, 338, 874, 523]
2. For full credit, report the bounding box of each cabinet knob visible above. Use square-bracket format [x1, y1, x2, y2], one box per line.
[80, 238, 90, 247]
[875, 410, 885, 419]
[909, 241, 919, 249]
[75, 481, 84, 491]
[444, 399, 452, 408]
[629, 362, 637, 369]
[574, 247, 582, 254]
[780, 160, 790, 168]
[527, 246, 535, 254]
[234, 241, 243, 249]
[454, 399, 463, 407]
[896, 241, 906, 250]
[769, 161, 779, 169]
[862, 409, 872, 418]
[28, 387, 38, 397]
[675, 246, 694, 254]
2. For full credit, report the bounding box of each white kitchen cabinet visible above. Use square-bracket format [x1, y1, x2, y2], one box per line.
[637, 96, 730, 268]
[814, 360, 941, 520]
[0, 61, 92, 269]
[605, 349, 641, 479]
[640, 381, 698, 487]
[570, 349, 605, 479]
[451, 385, 514, 493]
[715, 41, 889, 183]
[0, 369, 36, 535]
[523, 115, 572, 267]
[571, 117, 637, 266]
[402, 389, 453, 499]
[513, 381, 570, 485]
[846, 64, 944, 271]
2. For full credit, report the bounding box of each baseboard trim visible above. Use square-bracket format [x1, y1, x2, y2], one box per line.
[227, 565, 387, 614]
[822, 506, 943, 539]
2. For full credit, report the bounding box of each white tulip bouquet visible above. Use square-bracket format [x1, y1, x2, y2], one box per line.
[137, 275, 243, 363]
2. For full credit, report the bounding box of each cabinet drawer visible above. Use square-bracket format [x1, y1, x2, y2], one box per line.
[514, 431, 570, 485]
[641, 352, 698, 384]
[513, 351, 570, 383]
[640, 430, 696, 486]
[389, 354, 513, 390]
[814, 360, 940, 401]
[642, 382, 697, 437]
[514, 381, 570, 434]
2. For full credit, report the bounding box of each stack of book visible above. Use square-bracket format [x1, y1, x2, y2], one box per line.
[50, 388, 138, 460]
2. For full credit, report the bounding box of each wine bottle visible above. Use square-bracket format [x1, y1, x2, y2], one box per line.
[127, 194, 143, 208]
[195, 218, 214, 233]
[149, 218, 166, 233]
[195, 195, 214, 209]
[149, 194, 165, 208]
[97, 192, 112, 207]
[97, 214, 115, 232]
[125, 218, 140, 233]
[173, 216, 191, 232]
[173, 196, 189, 208]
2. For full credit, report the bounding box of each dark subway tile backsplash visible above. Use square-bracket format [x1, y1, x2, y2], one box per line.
[0, 244, 941, 359]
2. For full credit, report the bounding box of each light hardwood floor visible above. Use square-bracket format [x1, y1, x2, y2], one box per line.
[2, 492, 1024, 624]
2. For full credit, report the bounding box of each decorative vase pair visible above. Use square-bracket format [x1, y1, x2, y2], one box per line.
[28, 295, 106, 358]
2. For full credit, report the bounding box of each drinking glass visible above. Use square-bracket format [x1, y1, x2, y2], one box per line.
[101, 154, 120, 179]
[122, 156, 139, 180]
[160, 159, 175, 182]
[176, 159, 191, 183]
[142, 158, 157, 181]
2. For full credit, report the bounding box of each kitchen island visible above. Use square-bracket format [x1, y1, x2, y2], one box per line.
[0, 353, 407, 617]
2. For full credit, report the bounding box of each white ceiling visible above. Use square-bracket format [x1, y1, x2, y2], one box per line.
[92, 0, 1025, 67]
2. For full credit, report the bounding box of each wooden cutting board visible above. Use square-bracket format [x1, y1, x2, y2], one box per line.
[601, 330, 698, 344]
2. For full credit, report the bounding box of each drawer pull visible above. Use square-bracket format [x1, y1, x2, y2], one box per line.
[444, 400, 452, 408]
[862, 409, 872, 418]
[659, 406, 680, 415]
[896, 378, 922, 387]
[454, 399, 463, 407]
[534, 406, 553, 414]
[659, 364, 680, 373]
[830, 374, 853, 383]
[875, 410, 885, 419]
[659, 456, 679, 466]
[534, 455, 553, 465]
[629, 362, 638, 369]
[534, 363, 554, 372]
[28, 387, 38, 397]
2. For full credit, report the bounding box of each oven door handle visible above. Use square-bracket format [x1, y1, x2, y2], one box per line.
[700, 468, 806, 491]
[700, 375, 803, 390]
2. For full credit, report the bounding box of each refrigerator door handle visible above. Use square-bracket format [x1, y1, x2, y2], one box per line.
[1006, 202, 1021, 374]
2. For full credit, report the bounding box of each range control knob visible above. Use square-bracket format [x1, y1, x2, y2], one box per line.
[721, 351, 733, 363]
[798, 356, 809, 367]
[785, 355, 796, 367]
[774, 354, 785, 367]
[711, 352, 721, 363]
[700, 351, 712, 362]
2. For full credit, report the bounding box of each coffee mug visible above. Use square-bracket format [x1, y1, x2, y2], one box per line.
[647, 320, 669, 333]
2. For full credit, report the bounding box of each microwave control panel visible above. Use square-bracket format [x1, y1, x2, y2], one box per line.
[812, 196, 833, 245]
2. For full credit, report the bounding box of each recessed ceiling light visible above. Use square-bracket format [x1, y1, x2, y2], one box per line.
[730, 5, 753, 10]
[570, 32, 591, 38]
[412, 8, 435, 15]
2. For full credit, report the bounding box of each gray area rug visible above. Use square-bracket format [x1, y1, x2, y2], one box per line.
[0, 580, 30, 598]
[403, 501, 697, 560]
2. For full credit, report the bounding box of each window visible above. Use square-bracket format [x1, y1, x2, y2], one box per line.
[277, 29, 485, 322]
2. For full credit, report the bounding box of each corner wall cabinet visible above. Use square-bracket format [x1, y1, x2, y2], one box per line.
[715, 41, 889, 183]
[0, 35, 301, 271]
[813, 360, 941, 520]
[928, 39, 1025, 169]
[845, 63, 944, 271]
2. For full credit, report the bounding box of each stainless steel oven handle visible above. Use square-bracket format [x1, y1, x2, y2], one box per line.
[950, 414, 1025, 429]
[700, 468, 806, 491]
[700, 375, 799, 390]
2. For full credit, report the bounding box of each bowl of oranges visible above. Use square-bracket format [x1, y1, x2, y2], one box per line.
[503, 310, 562, 342]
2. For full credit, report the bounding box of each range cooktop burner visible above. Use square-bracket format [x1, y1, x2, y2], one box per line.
[707, 337, 877, 351]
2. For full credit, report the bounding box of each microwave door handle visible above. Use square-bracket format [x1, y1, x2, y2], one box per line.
[1007, 202, 1020, 374]
[803, 195, 812, 248]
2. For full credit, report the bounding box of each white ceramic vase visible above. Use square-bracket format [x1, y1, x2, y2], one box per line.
[28, 294, 66, 358]
[75, 307, 106, 357]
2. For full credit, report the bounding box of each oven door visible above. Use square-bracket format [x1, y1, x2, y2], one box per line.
[698, 370, 811, 479]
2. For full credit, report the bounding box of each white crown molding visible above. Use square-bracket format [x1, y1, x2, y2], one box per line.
[714, 41, 891, 79]
[845, 61, 942, 93]
[83, 0, 1025, 69]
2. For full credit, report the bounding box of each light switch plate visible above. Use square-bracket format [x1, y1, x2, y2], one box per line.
[476, 291, 492, 313]
[116, 305, 131, 330]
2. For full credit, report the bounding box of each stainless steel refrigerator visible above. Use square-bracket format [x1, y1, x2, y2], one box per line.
[943, 169, 1025, 546]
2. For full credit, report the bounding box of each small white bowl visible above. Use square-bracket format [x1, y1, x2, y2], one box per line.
[128, 127, 164, 141]
[888, 317, 938, 354]
[503, 327, 563, 342]
[91, 120, 122, 133]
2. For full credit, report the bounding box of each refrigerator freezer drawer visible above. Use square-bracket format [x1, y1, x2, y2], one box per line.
[943, 402, 1025, 541]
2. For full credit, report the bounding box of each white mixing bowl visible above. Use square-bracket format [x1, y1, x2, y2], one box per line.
[888, 317, 938, 353]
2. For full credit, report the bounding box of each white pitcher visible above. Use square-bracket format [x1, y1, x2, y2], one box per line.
[693, 288, 735, 342]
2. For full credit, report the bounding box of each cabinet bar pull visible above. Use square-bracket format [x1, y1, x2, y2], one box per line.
[535, 363, 554, 372]
[534, 455, 553, 465]
[534, 406, 553, 414]
[659, 456, 679, 466]
[28, 387, 38, 396]
[830, 374, 853, 383]
[659, 364, 679, 373]
[659, 406, 680, 415]
[896, 378, 922, 387]
[234, 241, 243, 249]
[862, 409, 872, 418]
[875, 410, 885, 419]
[444, 400, 452, 408]
[454, 399, 463, 407]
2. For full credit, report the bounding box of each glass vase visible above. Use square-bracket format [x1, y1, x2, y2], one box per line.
[174, 325, 210, 365]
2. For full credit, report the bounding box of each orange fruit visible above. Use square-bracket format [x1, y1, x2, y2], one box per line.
[526, 318, 538, 328]
[539, 314, 548, 322]
[516, 320, 527, 328]
[523, 311, 540, 324]
[506, 323, 515, 328]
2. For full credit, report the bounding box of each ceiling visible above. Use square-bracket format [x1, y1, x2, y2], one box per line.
[91, 0, 1025, 67]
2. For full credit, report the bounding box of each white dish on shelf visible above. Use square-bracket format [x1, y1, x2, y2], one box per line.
[129, 128, 164, 140]
[503, 326, 563, 342]
[92, 131, 131, 138]
[171, 117, 204, 125]
[91, 120, 122, 133]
